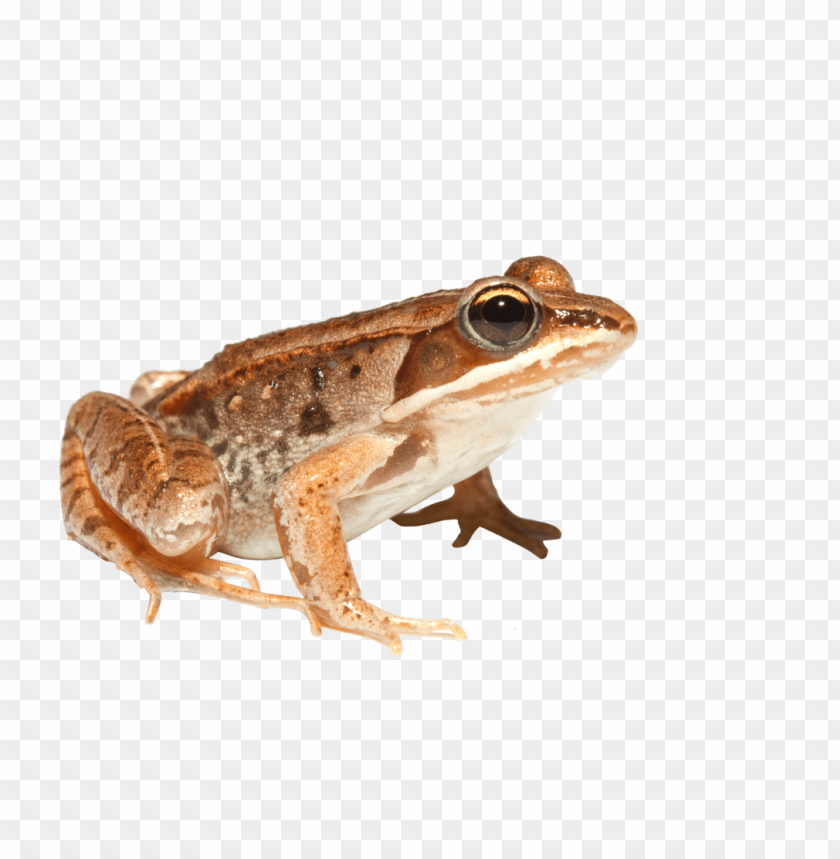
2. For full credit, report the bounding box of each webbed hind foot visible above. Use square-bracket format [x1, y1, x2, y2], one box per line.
[392, 466, 561, 559]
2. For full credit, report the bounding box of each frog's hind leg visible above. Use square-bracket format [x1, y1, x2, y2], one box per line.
[392, 465, 562, 559]
[193, 558, 261, 593]
[129, 370, 191, 409]
[60, 392, 318, 628]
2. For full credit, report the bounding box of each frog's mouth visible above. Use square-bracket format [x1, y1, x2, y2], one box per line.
[382, 323, 635, 424]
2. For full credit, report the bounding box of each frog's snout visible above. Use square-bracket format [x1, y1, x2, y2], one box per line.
[616, 304, 639, 349]
[591, 296, 637, 348]
[617, 305, 638, 342]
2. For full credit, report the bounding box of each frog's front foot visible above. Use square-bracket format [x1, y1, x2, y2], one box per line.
[273, 433, 470, 653]
[386, 613, 467, 644]
[392, 466, 561, 559]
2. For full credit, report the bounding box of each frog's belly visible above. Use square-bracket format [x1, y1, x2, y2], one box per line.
[340, 385, 558, 543]
[220, 386, 557, 560]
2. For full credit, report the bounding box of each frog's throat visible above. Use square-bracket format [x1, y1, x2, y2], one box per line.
[382, 329, 629, 424]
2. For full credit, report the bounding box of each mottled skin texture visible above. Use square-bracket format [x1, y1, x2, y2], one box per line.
[60, 257, 637, 653]
[152, 336, 412, 559]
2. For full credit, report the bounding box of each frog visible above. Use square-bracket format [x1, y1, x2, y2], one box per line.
[60, 256, 637, 653]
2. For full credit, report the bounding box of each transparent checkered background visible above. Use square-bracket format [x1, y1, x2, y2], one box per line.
[0, 3, 836, 857]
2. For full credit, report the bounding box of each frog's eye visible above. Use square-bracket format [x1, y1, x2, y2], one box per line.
[461, 284, 539, 350]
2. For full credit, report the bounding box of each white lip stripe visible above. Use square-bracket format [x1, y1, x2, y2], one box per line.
[382, 327, 630, 424]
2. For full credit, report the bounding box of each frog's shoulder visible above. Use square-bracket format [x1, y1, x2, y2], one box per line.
[155, 288, 460, 417]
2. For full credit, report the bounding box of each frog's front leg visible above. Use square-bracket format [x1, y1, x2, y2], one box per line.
[61, 392, 314, 623]
[272, 434, 467, 653]
[392, 465, 562, 559]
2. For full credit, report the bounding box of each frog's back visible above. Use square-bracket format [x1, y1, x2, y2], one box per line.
[141, 301, 464, 559]
[207, 289, 458, 371]
[148, 290, 457, 417]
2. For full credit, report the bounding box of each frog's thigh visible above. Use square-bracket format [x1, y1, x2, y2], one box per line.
[62, 424, 317, 625]
[272, 433, 466, 652]
[63, 391, 229, 560]
[61, 391, 229, 615]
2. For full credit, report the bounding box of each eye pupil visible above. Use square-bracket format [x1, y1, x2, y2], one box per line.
[481, 295, 526, 327]
[463, 284, 538, 349]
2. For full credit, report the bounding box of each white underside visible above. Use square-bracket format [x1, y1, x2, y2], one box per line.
[339, 383, 559, 542]
[220, 384, 558, 560]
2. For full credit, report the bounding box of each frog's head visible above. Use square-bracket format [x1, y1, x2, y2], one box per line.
[384, 256, 637, 423]
[497, 254, 637, 380]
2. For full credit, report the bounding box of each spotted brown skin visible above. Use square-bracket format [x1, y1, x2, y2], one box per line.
[59, 256, 637, 652]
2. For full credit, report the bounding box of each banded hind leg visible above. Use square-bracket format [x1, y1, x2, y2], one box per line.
[60, 391, 319, 628]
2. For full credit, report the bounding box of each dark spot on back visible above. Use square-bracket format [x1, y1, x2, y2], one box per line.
[350, 365, 361, 379]
[300, 402, 334, 436]
[231, 462, 252, 491]
[226, 448, 240, 478]
[204, 406, 220, 431]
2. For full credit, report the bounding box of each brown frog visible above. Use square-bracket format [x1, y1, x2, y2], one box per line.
[60, 257, 637, 653]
